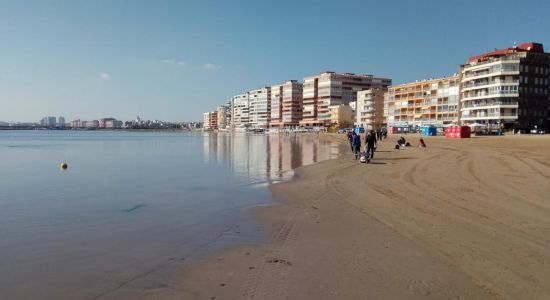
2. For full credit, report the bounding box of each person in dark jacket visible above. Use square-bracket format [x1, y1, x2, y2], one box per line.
[351, 132, 361, 159]
[346, 130, 353, 151]
[365, 130, 377, 159]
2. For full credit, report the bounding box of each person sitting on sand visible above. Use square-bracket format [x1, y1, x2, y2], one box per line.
[398, 136, 406, 147]
[419, 138, 427, 148]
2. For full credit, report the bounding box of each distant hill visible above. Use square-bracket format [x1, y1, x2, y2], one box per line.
[0, 121, 8, 126]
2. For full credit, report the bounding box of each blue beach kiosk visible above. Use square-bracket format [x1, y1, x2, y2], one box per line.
[422, 126, 437, 136]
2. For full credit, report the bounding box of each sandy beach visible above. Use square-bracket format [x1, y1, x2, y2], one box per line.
[169, 134, 550, 300]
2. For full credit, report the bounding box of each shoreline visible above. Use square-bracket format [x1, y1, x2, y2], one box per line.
[167, 134, 550, 300]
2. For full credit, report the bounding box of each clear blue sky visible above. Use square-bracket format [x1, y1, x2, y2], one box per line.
[1, 0, 549, 122]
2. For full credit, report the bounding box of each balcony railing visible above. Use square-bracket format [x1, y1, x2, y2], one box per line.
[462, 80, 518, 89]
[465, 55, 520, 68]
[463, 66, 519, 78]
[462, 100, 518, 108]
[463, 90, 519, 99]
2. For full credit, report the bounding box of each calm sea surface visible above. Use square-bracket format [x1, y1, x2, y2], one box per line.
[0, 130, 341, 300]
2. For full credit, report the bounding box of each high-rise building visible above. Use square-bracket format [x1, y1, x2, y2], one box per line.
[216, 106, 228, 130]
[224, 100, 232, 130]
[105, 119, 123, 128]
[460, 42, 550, 130]
[84, 120, 99, 128]
[248, 87, 271, 129]
[356, 88, 387, 130]
[70, 119, 82, 128]
[58, 116, 65, 127]
[203, 111, 218, 130]
[385, 75, 460, 128]
[209, 111, 218, 130]
[300, 71, 391, 127]
[203, 112, 210, 130]
[40, 116, 57, 127]
[269, 80, 303, 128]
[99, 118, 116, 128]
[231, 93, 250, 129]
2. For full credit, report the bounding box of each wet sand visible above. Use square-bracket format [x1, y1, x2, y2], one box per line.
[171, 134, 550, 300]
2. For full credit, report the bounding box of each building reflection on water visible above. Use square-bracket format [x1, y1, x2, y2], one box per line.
[202, 133, 341, 183]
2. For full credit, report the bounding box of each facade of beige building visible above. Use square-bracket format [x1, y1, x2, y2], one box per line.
[300, 71, 391, 127]
[216, 106, 228, 130]
[329, 105, 354, 126]
[269, 80, 303, 128]
[384, 76, 460, 128]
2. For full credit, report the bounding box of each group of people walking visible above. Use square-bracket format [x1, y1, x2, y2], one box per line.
[347, 129, 383, 162]
[346, 129, 428, 162]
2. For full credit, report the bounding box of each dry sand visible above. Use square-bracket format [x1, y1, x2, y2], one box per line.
[161, 134, 550, 300]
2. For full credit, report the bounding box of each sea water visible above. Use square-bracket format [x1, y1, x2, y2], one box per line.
[0, 131, 341, 299]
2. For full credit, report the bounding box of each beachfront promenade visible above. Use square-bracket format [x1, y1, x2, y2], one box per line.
[179, 134, 550, 300]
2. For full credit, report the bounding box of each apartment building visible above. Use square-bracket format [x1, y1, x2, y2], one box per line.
[105, 119, 123, 128]
[208, 111, 218, 130]
[356, 88, 386, 130]
[231, 93, 250, 129]
[99, 118, 116, 128]
[202, 111, 218, 130]
[216, 106, 228, 130]
[300, 71, 391, 127]
[460, 42, 550, 130]
[70, 119, 82, 128]
[269, 80, 303, 128]
[84, 120, 100, 128]
[40, 116, 57, 127]
[203, 112, 210, 130]
[385, 75, 460, 128]
[248, 87, 271, 129]
[224, 100, 232, 129]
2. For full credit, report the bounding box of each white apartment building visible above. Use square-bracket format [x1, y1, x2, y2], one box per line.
[461, 57, 520, 128]
[460, 42, 550, 130]
[231, 93, 250, 129]
[203, 112, 210, 130]
[356, 88, 386, 130]
[248, 87, 271, 129]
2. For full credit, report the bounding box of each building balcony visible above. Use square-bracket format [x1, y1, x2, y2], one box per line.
[462, 80, 519, 91]
[461, 100, 518, 110]
[461, 114, 518, 121]
[462, 68, 519, 80]
[461, 91, 519, 101]
[464, 56, 520, 69]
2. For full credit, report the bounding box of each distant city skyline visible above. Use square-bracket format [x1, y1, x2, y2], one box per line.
[2, 0, 550, 122]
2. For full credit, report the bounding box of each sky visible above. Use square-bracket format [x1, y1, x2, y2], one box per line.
[1, 0, 550, 122]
